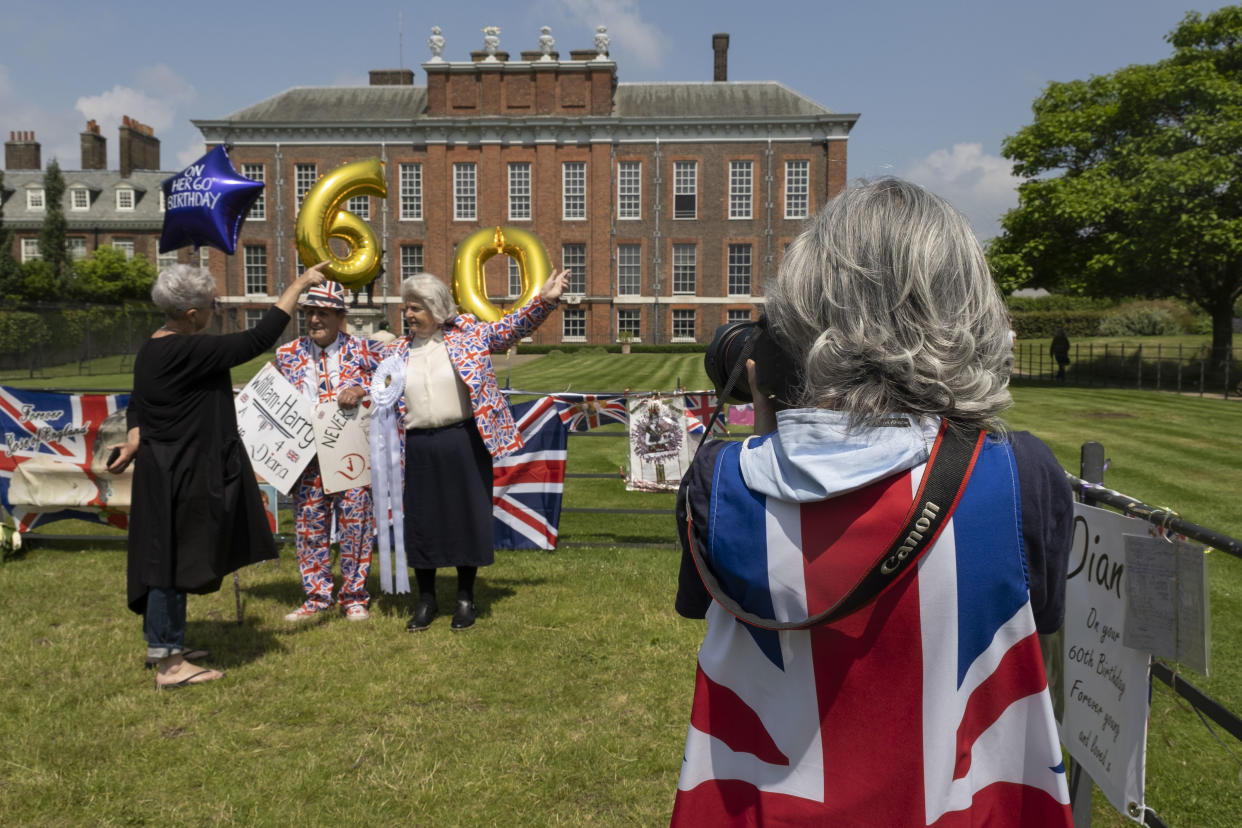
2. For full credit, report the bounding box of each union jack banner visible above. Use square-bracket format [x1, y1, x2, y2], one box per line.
[673, 438, 1071, 825]
[0, 386, 131, 531]
[555, 393, 629, 432]
[684, 393, 728, 435]
[493, 396, 569, 550]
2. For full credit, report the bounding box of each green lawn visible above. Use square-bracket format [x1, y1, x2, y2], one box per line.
[3, 352, 1241, 826]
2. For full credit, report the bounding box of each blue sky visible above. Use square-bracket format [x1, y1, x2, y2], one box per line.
[0, 1, 1230, 239]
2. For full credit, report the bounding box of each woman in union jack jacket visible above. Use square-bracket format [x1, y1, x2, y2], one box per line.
[383, 268, 568, 632]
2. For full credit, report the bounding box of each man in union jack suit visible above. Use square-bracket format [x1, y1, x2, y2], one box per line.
[674, 180, 1074, 826]
[275, 281, 381, 622]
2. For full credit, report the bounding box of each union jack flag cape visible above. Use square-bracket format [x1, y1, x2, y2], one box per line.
[673, 436, 1072, 826]
[492, 396, 569, 550]
[0, 386, 130, 531]
[555, 393, 629, 432]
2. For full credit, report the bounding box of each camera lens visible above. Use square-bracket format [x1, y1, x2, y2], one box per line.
[704, 321, 762, 403]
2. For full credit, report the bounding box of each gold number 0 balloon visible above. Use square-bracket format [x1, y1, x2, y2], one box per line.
[451, 226, 551, 322]
[295, 158, 387, 291]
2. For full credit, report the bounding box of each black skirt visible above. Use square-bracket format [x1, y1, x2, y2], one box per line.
[403, 420, 494, 568]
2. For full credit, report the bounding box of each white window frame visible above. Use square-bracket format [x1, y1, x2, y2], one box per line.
[199, 247, 211, 268]
[245, 309, 265, 330]
[20, 238, 40, 262]
[785, 160, 810, 219]
[157, 250, 179, 271]
[562, 161, 586, 220]
[727, 309, 753, 325]
[508, 258, 523, 298]
[454, 163, 477, 221]
[67, 237, 88, 260]
[729, 161, 753, 220]
[400, 244, 424, 279]
[673, 161, 697, 220]
[617, 244, 641, 296]
[346, 194, 370, 220]
[561, 308, 587, 342]
[26, 188, 44, 211]
[295, 164, 318, 208]
[70, 187, 90, 211]
[116, 188, 135, 211]
[617, 161, 641, 220]
[112, 239, 135, 260]
[508, 162, 531, 221]
[562, 243, 586, 295]
[672, 309, 697, 342]
[242, 163, 265, 220]
[672, 244, 696, 295]
[399, 163, 423, 220]
[617, 309, 641, 340]
[727, 243, 752, 296]
[244, 245, 268, 295]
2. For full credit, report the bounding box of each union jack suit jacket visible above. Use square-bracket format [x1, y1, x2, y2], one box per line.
[381, 295, 557, 460]
[274, 332, 381, 403]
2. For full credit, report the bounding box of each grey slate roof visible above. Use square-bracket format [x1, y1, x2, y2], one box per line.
[205, 80, 836, 125]
[0, 169, 172, 230]
[223, 85, 426, 124]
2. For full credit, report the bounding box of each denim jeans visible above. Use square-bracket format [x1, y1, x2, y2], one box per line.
[143, 587, 186, 660]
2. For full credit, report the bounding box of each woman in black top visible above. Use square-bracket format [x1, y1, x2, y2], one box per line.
[108, 261, 326, 688]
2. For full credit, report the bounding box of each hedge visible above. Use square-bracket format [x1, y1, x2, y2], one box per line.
[1010, 310, 1105, 338]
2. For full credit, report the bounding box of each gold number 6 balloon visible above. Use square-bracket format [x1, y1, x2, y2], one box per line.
[295, 158, 387, 290]
[452, 226, 551, 322]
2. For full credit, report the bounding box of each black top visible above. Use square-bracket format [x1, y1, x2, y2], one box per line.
[675, 430, 1074, 634]
[125, 307, 289, 613]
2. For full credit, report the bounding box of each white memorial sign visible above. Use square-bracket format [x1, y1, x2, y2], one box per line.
[1060, 502, 1152, 822]
[312, 398, 373, 494]
[235, 363, 316, 494]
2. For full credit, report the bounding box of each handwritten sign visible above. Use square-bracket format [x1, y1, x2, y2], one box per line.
[235, 364, 315, 494]
[1060, 503, 1151, 821]
[312, 398, 372, 494]
[1123, 536, 1210, 675]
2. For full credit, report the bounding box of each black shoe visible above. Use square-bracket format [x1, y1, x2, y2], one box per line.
[406, 598, 438, 632]
[451, 600, 476, 630]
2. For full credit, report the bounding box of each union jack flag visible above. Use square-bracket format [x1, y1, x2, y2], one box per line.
[673, 438, 1071, 826]
[556, 393, 629, 432]
[493, 396, 569, 550]
[0, 386, 130, 532]
[684, 393, 728, 435]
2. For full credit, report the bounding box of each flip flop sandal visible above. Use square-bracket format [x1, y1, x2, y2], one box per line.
[144, 647, 210, 670]
[154, 669, 224, 690]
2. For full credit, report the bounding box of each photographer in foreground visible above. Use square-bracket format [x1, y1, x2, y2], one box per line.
[672, 179, 1074, 826]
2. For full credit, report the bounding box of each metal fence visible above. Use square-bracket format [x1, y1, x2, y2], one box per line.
[0, 303, 163, 377]
[1015, 342, 1242, 398]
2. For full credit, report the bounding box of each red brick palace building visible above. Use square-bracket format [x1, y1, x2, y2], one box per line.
[195, 30, 856, 344]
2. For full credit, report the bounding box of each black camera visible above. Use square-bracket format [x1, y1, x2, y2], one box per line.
[704, 315, 800, 405]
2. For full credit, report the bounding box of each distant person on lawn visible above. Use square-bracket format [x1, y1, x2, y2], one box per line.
[109, 262, 327, 689]
[1050, 328, 1071, 382]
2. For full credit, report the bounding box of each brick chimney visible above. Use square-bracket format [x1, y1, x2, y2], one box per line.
[80, 120, 107, 170]
[118, 116, 160, 178]
[5, 131, 42, 170]
[713, 33, 729, 82]
[369, 69, 414, 85]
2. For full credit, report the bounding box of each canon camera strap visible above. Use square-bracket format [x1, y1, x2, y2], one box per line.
[688, 421, 987, 631]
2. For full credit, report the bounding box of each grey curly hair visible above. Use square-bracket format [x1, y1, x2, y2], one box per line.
[151, 264, 216, 319]
[400, 273, 457, 325]
[766, 178, 1012, 432]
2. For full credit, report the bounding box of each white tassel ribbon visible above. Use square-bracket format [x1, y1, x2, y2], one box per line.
[369, 356, 409, 594]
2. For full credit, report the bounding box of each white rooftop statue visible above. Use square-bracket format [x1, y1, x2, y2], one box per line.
[539, 26, 555, 61]
[594, 25, 609, 60]
[428, 26, 445, 62]
[483, 25, 501, 61]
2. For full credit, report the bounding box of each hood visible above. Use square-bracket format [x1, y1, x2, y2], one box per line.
[738, 409, 941, 503]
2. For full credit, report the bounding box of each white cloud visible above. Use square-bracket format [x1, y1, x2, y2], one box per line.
[900, 143, 1020, 241]
[175, 137, 208, 170]
[75, 85, 176, 135]
[546, 0, 670, 70]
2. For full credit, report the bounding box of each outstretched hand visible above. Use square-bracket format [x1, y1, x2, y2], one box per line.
[541, 268, 571, 303]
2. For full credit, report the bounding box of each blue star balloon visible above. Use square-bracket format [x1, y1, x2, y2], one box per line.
[158, 145, 264, 254]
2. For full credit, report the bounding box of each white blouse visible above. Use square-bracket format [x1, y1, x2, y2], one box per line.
[403, 331, 473, 430]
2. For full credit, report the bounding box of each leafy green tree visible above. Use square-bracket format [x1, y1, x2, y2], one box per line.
[991, 6, 1242, 364]
[37, 159, 69, 284]
[69, 247, 157, 303]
